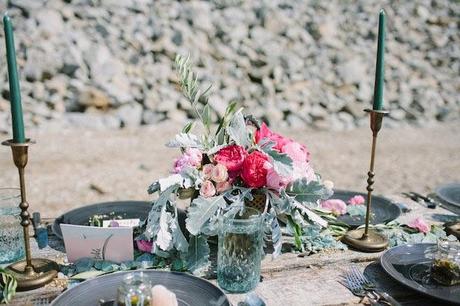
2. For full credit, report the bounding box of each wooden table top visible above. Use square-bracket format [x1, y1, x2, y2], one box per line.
[9, 195, 459, 306]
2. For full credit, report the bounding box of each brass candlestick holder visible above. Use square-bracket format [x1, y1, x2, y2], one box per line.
[342, 109, 389, 252]
[2, 139, 58, 291]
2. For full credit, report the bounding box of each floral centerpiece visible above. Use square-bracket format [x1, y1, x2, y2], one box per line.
[140, 55, 339, 274]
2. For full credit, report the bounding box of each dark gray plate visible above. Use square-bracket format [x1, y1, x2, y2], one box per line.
[436, 183, 460, 208]
[380, 243, 460, 304]
[52, 201, 152, 239]
[51, 270, 230, 306]
[333, 190, 400, 227]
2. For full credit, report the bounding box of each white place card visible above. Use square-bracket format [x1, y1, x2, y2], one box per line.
[60, 224, 134, 263]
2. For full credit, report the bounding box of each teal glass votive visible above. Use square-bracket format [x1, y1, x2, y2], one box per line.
[0, 188, 25, 263]
[217, 207, 263, 293]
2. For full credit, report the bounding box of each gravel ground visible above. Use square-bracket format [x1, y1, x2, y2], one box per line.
[0, 121, 459, 218]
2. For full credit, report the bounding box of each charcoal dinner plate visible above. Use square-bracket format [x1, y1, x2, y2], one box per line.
[51, 270, 230, 306]
[333, 190, 400, 227]
[380, 243, 460, 304]
[436, 183, 460, 208]
[52, 201, 152, 239]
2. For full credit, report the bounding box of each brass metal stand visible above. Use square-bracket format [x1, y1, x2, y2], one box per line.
[342, 109, 389, 252]
[2, 139, 58, 291]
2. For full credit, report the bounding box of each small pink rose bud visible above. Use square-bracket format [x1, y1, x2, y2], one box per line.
[211, 164, 229, 183]
[216, 181, 232, 194]
[202, 164, 214, 180]
[200, 180, 216, 198]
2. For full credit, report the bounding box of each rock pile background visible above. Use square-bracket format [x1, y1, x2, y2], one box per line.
[0, 0, 458, 133]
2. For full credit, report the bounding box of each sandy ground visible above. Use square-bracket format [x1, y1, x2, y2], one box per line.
[0, 121, 459, 218]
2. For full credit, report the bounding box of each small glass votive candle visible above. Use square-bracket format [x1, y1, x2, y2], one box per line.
[217, 206, 263, 293]
[117, 272, 152, 306]
[0, 188, 25, 264]
[431, 239, 460, 286]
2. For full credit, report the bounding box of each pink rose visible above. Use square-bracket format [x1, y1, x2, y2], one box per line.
[407, 217, 430, 233]
[241, 151, 270, 188]
[136, 240, 153, 253]
[211, 164, 228, 183]
[255, 123, 292, 152]
[320, 199, 347, 216]
[202, 164, 214, 179]
[173, 148, 203, 173]
[216, 181, 232, 194]
[200, 180, 216, 198]
[348, 195, 366, 205]
[214, 145, 248, 171]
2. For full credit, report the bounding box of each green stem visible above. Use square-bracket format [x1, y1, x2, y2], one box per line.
[287, 215, 303, 251]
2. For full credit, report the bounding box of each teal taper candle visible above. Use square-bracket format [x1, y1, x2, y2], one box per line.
[3, 13, 25, 143]
[372, 10, 386, 111]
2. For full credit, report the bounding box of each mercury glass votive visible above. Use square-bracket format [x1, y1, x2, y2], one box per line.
[0, 188, 25, 264]
[117, 272, 152, 306]
[217, 206, 263, 293]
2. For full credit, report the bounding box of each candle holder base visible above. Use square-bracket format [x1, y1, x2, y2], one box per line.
[5, 258, 59, 291]
[342, 228, 388, 252]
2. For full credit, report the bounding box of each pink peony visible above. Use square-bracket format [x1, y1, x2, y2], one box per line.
[200, 180, 216, 198]
[255, 123, 292, 152]
[348, 195, 366, 206]
[320, 199, 347, 216]
[407, 217, 430, 233]
[173, 148, 203, 173]
[214, 145, 248, 171]
[216, 181, 232, 194]
[136, 240, 153, 253]
[241, 151, 270, 188]
[202, 164, 214, 179]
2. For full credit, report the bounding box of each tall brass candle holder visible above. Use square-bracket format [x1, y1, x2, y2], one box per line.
[342, 109, 389, 252]
[2, 139, 58, 291]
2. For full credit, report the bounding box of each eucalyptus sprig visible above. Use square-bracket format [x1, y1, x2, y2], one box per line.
[0, 268, 17, 304]
[175, 54, 213, 137]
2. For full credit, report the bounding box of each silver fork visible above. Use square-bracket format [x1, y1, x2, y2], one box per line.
[350, 266, 402, 306]
[340, 270, 380, 305]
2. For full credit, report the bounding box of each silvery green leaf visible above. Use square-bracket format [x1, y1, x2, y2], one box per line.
[202, 104, 211, 129]
[269, 190, 296, 214]
[158, 174, 183, 191]
[182, 122, 195, 133]
[156, 208, 172, 251]
[166, 133, 203, 149]
[260, 140, 293, 177]
[185, 235, 210, 276]
[346, 205, 367, 217]
[227, 109, 250, 147]
[286, 178, 333, 204]
[186, 196, 226, 235]
[293, 201, 328, 228]
[145, 185, 178, 240]
[271, 217, 282, 258]
[171, 218, 188, 252]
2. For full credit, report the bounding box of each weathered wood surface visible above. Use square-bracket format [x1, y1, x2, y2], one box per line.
[9, 196, 459, 306]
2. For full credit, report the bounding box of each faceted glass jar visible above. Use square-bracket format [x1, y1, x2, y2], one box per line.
[217, 206, 263, 293]
[431, 240, 460, 286]
[117, 272, 152, 306]
[0, 188, 25, 264]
